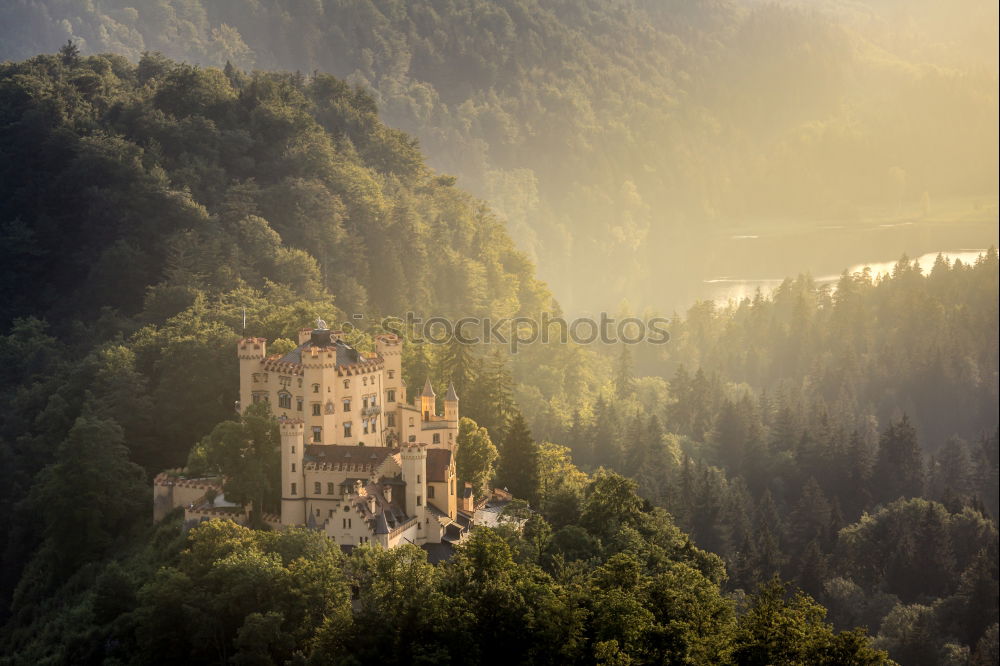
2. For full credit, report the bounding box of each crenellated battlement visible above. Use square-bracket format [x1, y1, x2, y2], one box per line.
[279, 419, 305, 432]
[238, 337, 267, 359]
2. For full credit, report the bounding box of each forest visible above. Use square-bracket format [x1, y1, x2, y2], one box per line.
[1, 0, 997, 310]
[0, 38, 997, 666]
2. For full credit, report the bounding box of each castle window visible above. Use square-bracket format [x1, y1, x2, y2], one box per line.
[291, 446, 295, 454]
[315, 509, 320, 517]
[314, 482, 321, 494]
[312, 426, 322, 443]
[428, 486, 435, 499]
[388, 370, 395, 379]
[297, 378, 303, 388]
[312, 384, 320, 393]
[408, 417, 414, 427]
[433, 434, 440, 444]
[343, 422, 352, 438]
[343, 379, 350, 389]
[387, 413, 396, 427]
[312, 403, 321, 416]
[327, 482, 335, 495]
[278, 392, 292, 409]
[387, 389, 396, 402]
[417, 475, 421, 484]
[363, 377, 368, 386]
[416, 495, 422, 506]
[296, 397, 303, 411]
[343, 399, 351, 412]
[291, 483, 297, 495]
[329, 509, 334, 517]
[408, 435, 416, 442]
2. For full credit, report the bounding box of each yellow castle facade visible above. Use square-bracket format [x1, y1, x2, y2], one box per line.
[156, 323, 475, 550]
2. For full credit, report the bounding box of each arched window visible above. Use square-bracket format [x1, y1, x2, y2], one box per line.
[278, 392, 292, 409]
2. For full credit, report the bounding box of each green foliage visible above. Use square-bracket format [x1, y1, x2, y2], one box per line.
[497, 411, 540, 505]
[195, 402, 281, 520]
[731, 580, 895, 665]
[3, 1, 994, 311]
[455, 417, 498, 499]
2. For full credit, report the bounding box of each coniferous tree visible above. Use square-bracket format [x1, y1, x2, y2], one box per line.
[435, 334, 477, 403]
[845, 429, 875, 518]
[787, 478, 831, 556]
[498, 411, 541, 506]
[614, 343, 634, 399]
[475, 348, 515, 441]
[875, 415, 925, 503]
[590, 394, 623, 470]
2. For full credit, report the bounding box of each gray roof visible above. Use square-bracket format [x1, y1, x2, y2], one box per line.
[445, 382, 459, 402]
[421, 378, 436, 398]
[275, 337, 362, 368]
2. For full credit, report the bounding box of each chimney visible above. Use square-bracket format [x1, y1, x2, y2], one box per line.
[461, 482, 475, 512]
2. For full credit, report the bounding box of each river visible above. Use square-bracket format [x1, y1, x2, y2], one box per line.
[692, 200, 999, 306]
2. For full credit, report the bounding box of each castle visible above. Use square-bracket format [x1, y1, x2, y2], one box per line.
[155, 322, 478, 550]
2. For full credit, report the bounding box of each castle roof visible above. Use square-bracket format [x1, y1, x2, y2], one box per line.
[304, 444, 396, 471]
[421, 378, 436, 398]
[275, 337, 361, 368]
[445, 382, 459, 402]
[427, 448, 452, 483]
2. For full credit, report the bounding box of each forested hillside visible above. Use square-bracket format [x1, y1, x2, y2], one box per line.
[0, 36, 997, 666]
[2, 0, 996, 309]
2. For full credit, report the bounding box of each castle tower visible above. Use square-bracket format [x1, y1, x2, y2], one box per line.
[401, 442, 428, 527]
[237, 337, 267, 413]
[420, 378, 436, 421]
[444, 382, 459, 422]
[280, 419, 306, 526]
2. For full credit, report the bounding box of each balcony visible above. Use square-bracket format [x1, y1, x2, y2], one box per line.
[362, 404, 382, 417]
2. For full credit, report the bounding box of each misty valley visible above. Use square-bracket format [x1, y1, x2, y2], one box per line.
[0, 2, 997, 666]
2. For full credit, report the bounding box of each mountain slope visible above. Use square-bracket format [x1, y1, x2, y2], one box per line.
[2, 0, 996, 310]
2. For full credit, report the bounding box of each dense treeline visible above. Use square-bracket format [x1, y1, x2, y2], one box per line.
[1, 0, 996, 309]
[3, 473, 896, 665]
[0, 49, 589, 643]
[0, 48, 996, 665]
[530, 254, 1000, 663]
